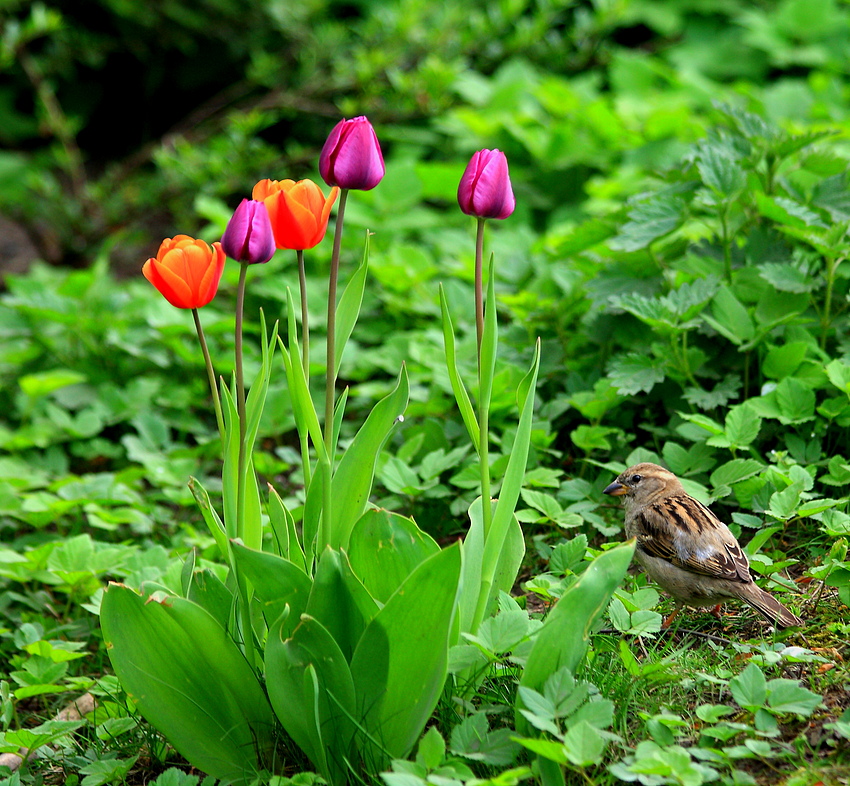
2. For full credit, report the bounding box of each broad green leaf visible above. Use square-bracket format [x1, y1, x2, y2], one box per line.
[306, 548, 378, 661]
[812, 173, 850, 220]
[350, 543, 461, 764]
[758, 263, 816, 294]
[729, 663, 767, 711]
[335, 241, 369, 376]
[561, 720, 606, 767]
[348, 509, 440, 604]
[439, 285, 480, 449]
[754, 290, 809, 328]
[187, 569, 234, 632]
[775, 377, 816, 423]
[709, 458, 764, 488]
[697, 146, 745, 197]
[607, 353, 665, 395]
[100, 585, 275, 784]
[331, 365, 409, 548]
[826, 359, 850, 397]
[231, 542, 312, 636]
[721, 405, 761, 449]
[517, 541, 635, 732]
[755, 193, 827, 229]
[265, 614, 356, 786]
[763, 342, 809, 379]
[19, 369, 87, 398]
[417, 726, 445, 770]
[704, 287, 754, 345]
[609, 198, 685, 251]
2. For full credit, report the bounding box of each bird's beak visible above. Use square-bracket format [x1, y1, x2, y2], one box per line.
[603, 480, 628, 496]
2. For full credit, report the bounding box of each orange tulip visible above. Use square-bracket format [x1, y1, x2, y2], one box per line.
[253, 179, 339, 250]
[142, 235, 225, 309]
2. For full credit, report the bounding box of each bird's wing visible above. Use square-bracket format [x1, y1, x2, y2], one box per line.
[633, 494, 751, 584]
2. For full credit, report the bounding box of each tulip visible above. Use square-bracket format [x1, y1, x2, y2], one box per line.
[142, 235, 225, 309]
[457, 149, 515, 220]
[319, 116, 385, 191]
[253, 179, 339, 250]
[221, 199, 276, 264]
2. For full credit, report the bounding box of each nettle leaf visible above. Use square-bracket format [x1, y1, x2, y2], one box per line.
[683, 377, 741, 411]
[571, 425, 618, 453]
[756, 193, 828, 230]
[812, 173, 850, 221]
[703, 287, 754, 346]
[612, 293, 678, 332]
[661, 277, 719, 322]
[607, 353, 666, 395]
[609, 198, 685, 252]
[697, 145, 746, 197]
[729, 663, 768, 711]
[766, 679, 822, 717]
[721, 404, 761, 449]
[715, 102, 777, 141]
[758, 262, 817, 294]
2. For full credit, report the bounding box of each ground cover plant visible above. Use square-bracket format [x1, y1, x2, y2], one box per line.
[0, 0, 849, 785]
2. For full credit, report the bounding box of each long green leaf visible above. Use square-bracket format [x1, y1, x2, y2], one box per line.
[350, 542, 461, 765]
[516, 540, 635, 732]
[101, 584, 275, 784]
[267, 484, 306, 570]
[330, 365, 409, 548]
[334, 238, 369, 376]
[265, 614, 356, 786]
[439, 285, 480, 448]
[478, 254, 498, 409]
[188, 476, 228, 559]
[473, 339, 540, 630]
[306, 548, 379, 661]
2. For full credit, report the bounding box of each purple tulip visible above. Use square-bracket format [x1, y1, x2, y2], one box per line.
[457, 149, 515, 220]
[319, 116, 385, 191]
[221, 199, 276, 264]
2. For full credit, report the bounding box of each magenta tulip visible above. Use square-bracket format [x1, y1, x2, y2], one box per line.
[457, 149, 515, 220]
[221, 199, 276, 264]
[319, 116, 385, 191]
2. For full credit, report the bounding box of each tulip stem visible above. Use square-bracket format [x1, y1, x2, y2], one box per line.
[474, 217, 485, 360]
[234, 260, 257, 669]
[322, 188, 349, 550]
[297, 249, 312, 488]
[192, 308, 224, 442]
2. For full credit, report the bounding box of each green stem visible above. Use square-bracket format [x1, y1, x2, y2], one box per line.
[297, 249, 313, 488]
[234, 261, 256, 669]
[235, 261, 249, 544]
[720, 206, 732, 283]
[192, 308, 224, 442]
[821, 256, 841, 350]
[298, 249, 310, 376]
[322, 189, 349, 550]
[474, 217, 485, 360]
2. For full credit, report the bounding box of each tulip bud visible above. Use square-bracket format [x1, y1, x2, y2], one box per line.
[319, 116, 385, 191]
[457, 149, 515, 220]
[221, 199, 276, 264]
[142, 235, 225, 309]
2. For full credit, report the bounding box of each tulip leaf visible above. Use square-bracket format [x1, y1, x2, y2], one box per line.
[440, 285, 480, 449]
[350, 542, 461, 765]
[267, 484, 306, 571]
[334, 238, 369, 377]
[473, 339, 540, 630]
[230, 541, 312, 636]
[516, 540, 635, 732]
[348, 508, 440, 603]
[461, 497, 524, 634]
[265, 613, 356, 786]
[187, 568, 235, 632]
[188, 476, 228, 559]
[330, 364, 409, 549]
[100, 584, 275, 784]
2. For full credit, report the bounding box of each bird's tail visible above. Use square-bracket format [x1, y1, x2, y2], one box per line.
[745, 585, 802, 627]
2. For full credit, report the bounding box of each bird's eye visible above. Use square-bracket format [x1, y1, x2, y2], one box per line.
[630, 474, 643, 484]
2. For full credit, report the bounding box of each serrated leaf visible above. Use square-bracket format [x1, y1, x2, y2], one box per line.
[609, 198, 685, 251]
[756, 193, 828, 229]
[723, 404, 761, 448]
[729, 663, 767, 711]
[607, 354, 666, 395]
[826, 359, 850, 397]
[710, 459, 764, 488]
[766, 680, 822, 716]
[763, 342, 809, 379]
[812, 173, 850, 221]
[758, 263, 816, 294]
[697, 146, 746, 197]
[775, 377, 816, 423]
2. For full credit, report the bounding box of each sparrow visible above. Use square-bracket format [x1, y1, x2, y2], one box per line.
[603, 462, 802, 628]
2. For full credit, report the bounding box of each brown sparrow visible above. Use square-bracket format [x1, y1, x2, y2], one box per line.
[603, 462, 802, 628]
